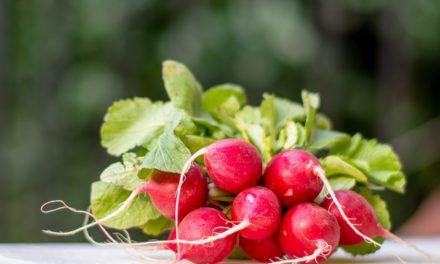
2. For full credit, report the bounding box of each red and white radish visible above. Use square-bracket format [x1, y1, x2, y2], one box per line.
[278, 203, 340, 263]
[143, 164, 207, 221]
[175, 207, 237, 264]
[321, 190, 431, 257]
[239, 235, 284, 262]
[321, 190, 383, 246]
[264, 149, 323, 207]
[231, 186, 281, 240]
[204, 139, 263, 194]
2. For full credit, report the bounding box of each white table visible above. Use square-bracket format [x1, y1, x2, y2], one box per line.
[0, 238, 439, 264]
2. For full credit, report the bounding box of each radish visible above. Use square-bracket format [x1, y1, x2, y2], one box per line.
[231, 186, 281, 240]
[321, 190, 431, 257]
[264, 149, 323, 207]
[278, 203, 340, 263]
[204, 139, 263, 194]
[143, 164, 208, 220]
[175, 207, 237, 264]
[321, 190, 383, 246]
[239, 235, 284, 262]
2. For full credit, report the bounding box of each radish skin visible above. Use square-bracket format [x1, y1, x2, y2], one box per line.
[278, 203, 340, 263]
[239, 235, 284, 262]
[144, 163, 207, 221]
[204, 139, 263, 194]
[231, 186, 281, 240]
[175, 207, 237, 264]
[264, 150, 323, 207]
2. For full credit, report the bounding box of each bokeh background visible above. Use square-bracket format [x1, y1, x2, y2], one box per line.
[1, 0, 439, 242]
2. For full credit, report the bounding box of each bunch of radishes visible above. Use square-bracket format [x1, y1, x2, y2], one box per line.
[142, 139, 396, 263]
[41, 60, 430, 264]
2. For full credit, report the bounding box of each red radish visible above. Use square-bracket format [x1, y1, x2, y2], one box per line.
[176, 207, 237, 264]
[239, 235, 284, 262]
[231, 186, 281, 240]
[321, 190, 431, 258]
[321, 190, 383, 245]
[143, 164, 207, 221]
[278, 203, 340, 263]
[204, 139, 263, 194]
[264, 149, 323, 207]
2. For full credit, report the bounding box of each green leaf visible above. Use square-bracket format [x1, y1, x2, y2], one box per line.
[343, 237, 385, 256]
[202, 84, 246, 114]
[314, 113, 333, 130]
[208, 96, 242, 129]
[329, 176, 357, 190]
[181, 135, 215, 154]
[143, 132, 191, 173]
[330, 133, 363, 157]
[308, 129, 349, 152]
[273, 97, 305, 131]
[192, 116, 232, 138]
[276, 121, 306, 151]
[330, 134, 406, 193]
[235, 106, 271, 161]
[261, 94, 276, 136]
[321, 156, 368, 183]
[100, 153, 146, 191]
[302, 90, 320, 146]
[162, 60, 203, 114]
[342, 189, 390, 256]
[90, 181, 160, 229]
[141, 215, 174, 236]
[101, 98, 184, 156]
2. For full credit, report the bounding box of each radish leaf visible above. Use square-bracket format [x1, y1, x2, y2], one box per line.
[202, 84, 247, 114]
[101, 98, 184, 156]
[143, 132, 191, 173]
[100, 153, 146, 191]
[163, 60, 203, 114]
[141, 215, 174, 236]
[91, 181, 160, 229]
[330, 134, 406, 193]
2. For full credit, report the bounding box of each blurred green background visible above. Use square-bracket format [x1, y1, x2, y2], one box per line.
[1, 0, 439, 242]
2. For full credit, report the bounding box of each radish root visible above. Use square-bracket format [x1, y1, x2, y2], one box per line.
[270, 240, 331, 264]
[124, 220, 250, 247]
[41, 186, 143, 236]
[382, 229, 432, 259]
[175, 148, 207, 257]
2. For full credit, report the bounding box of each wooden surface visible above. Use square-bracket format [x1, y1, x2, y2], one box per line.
[0, 238, 439, 264]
